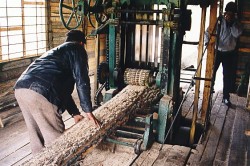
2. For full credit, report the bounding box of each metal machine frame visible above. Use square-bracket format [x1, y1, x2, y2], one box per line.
[59, 0, 210, 154]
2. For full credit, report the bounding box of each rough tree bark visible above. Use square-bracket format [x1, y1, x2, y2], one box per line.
[23, 85, 161, 165]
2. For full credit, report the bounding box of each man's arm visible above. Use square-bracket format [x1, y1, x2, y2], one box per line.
[204, 28, 210, 45]
[231, 20, 243, 38]
[70, 46, 92, 113]
[69, 44, 101, 127]
[65, 95, 84, 123]
[65, 95, 80, 116]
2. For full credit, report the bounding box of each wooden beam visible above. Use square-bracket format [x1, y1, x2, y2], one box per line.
[190, 7, 207, 145]
[239, 48, 250, 53]
[21, 0, 26, 58]
[94, 21, 100, 99]
[0, 26, 23, 31]
[201, 0, 218, 124]
[23, 1, 45, 5]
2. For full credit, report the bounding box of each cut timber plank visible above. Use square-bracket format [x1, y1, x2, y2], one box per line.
[187, 91, 224, 165]
[22, 85, 160, 165]
[132, 143, 191, 166]
[79, 138, 138, 166]
[13, 154, 32, 166]
[0, 110, 77, 165]
[152, 144, 172, 166]
[0, 117, 29, 161]
[0, 107, 20, 120]
[181, 92, 194, 118]
[132, 143, 162, 166]
[213, 93, 237, 165]
[0, 144, 31, 166]
[200, 98, 228, 165]
[228, 96, 248, 166]
[162, 145, 191, 166]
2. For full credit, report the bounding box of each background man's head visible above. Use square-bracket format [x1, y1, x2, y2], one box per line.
[224, 2, 237, 24]
[65, 30, 86, 44]
[225, 1, 237, 14]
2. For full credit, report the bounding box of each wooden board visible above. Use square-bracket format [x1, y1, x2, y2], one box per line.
[187, 91, 223, 165]
[0, 108, 78, 166]
[228, 96, 248, 166]
[213, 94, 237, 165]
[132, 143, 191, 166]
[132, 143, 163, 166]
[200, 95, 228, 165]
[79, 138, 138, 166]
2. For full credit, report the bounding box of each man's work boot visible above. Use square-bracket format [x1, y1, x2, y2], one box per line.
[222, 98, 231, 107]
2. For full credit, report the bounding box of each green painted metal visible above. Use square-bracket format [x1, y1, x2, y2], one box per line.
[108, 24, 116, 88]
[104, 0, 188, 146]
[167, 33, 176, 96]
[156, 6, 171, 93]
[169, 31, 183, 102]
[156, 6, 187, 143]
[120, 0, 130, 5]
[131, 0, 170, 6]
[134, 117, 145, 123]
[116, 130, 143, 139]
[105, 137, 134, 147]
[157, 95, 173, 143]
[143, 114, 154, 150]
[127, 0, 186, 8]
[103, 88, 117, 103]
[162, 27, 171, 95]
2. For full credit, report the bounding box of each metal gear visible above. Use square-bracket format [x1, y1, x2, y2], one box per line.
[97, 62, 109, 84]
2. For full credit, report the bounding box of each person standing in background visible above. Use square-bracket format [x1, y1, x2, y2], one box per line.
[205, 1, 243, 106]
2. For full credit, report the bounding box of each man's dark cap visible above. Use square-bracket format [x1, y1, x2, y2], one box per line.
[65, 30, 86, 43]
[225, 2, 237, 13]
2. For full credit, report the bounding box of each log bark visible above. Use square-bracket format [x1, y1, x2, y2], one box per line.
[23, 85, 161, 165]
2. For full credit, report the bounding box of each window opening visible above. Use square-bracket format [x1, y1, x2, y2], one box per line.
[0, 0, 47, 62]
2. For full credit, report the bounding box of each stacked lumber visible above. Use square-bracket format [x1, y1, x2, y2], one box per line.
[23, 85, 161, 165]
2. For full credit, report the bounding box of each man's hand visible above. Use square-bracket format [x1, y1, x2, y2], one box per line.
[86, 112, 101, 128]
[73, 114, 84, 124]
[224, 11, 235, 25]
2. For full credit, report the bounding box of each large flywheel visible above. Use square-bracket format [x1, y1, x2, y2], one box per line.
[59, 0, 87, 30]
[59, 0, 110, 30]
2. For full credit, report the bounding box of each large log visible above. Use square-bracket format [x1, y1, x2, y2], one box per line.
[23, 85, 161, 165]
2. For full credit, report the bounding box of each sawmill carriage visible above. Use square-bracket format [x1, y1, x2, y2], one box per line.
[59, 0, 207, 154]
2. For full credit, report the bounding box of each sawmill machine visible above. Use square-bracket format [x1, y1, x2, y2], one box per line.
[59, 0, 206, 153]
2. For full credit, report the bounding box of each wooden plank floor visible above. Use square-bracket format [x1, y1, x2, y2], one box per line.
[0, 86, 249, 165]
[187, 92, 250, 166]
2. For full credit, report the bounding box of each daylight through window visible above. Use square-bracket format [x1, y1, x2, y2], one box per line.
[0, 0, 47, 62]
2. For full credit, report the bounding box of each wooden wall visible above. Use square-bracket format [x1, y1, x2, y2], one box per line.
[0, 0, 106, 113]
[236, 0, 250, 97]
[49, 0, 107, 70]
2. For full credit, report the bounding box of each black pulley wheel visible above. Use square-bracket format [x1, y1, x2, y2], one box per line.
[94, 0, 109, 24]
[59, 0, 86, 30]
